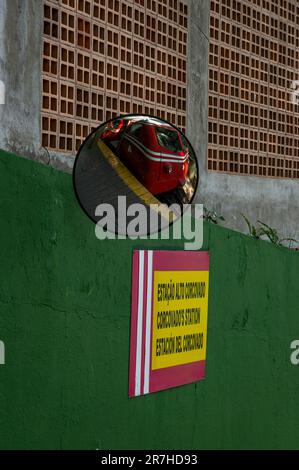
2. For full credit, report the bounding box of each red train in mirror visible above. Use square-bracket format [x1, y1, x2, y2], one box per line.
[100, 117, 189, 196]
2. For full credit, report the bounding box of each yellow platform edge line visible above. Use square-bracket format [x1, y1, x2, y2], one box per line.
[97, 139, 177, 223]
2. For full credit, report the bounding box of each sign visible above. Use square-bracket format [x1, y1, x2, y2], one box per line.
[129, 250, 210, 397]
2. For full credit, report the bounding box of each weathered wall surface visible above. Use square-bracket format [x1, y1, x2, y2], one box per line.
[0, 0, 73, 171]
[1, 0, 299, 239]
[1, 149, 299, 450]
[187, 0, 299, 241]
[0, 1, 44, 160]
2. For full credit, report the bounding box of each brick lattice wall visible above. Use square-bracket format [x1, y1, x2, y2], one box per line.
[42, 0, 188, 154]
[208, 0, 299, 178]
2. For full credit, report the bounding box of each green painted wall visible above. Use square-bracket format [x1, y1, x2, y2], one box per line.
[0, 149, 299, 450]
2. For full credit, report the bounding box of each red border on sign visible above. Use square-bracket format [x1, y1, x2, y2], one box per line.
[152, 250, 210, 272]
[129, 250, 210, 397]
[150, 360, 206, 393]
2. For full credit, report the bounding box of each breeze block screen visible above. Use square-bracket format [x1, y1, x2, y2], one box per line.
[208, 0, 299, 179]
[42, 0, 188, 154]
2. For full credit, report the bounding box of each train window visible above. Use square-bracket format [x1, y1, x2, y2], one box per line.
[128, 122, 143, 138]
[155, 127, 183, 152]
[180, 132, 189, 151]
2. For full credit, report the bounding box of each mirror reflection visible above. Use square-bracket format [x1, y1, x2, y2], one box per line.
[96, 115, 197, 206]
[73, 115, 198, 236]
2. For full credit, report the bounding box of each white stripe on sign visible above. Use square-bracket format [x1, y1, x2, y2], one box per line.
[143, 250, 153, 394]
[135, 250, 144, 396]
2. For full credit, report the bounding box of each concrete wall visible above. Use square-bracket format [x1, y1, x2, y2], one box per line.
[1, 149, 299, 449]
[0, 0, 73, 172]
[187, 0, 299, 242]
[1, 0, 298, 240]
[0, 1, 44, 160]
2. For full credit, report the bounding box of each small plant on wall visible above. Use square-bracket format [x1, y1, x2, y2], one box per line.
[203, 206, 225, 225]
[241, 215, 261, 239]
[242, 215, 298, 248]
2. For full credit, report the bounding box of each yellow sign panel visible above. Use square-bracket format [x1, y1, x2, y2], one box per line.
[152, 271, 209, 370]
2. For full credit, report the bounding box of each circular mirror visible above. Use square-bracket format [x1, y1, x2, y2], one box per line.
[73, 115, 198, 236]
